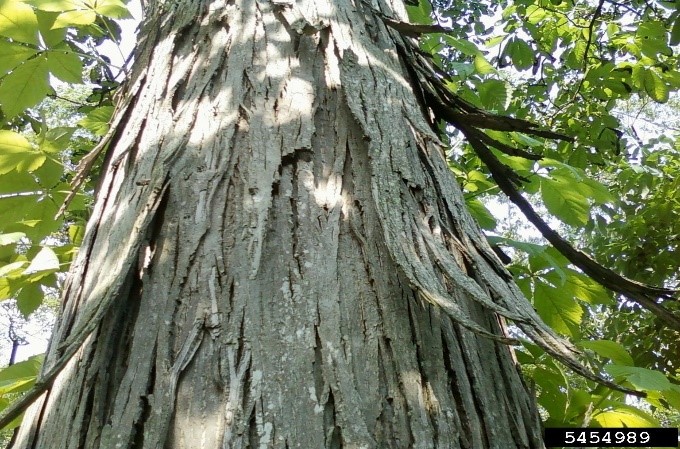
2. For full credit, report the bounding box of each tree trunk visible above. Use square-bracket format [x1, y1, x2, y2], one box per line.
[12, 0, 548, 447]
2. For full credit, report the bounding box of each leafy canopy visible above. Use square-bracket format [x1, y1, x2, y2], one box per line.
[410, 0, 680, 430]
[0, 0, 125, 433]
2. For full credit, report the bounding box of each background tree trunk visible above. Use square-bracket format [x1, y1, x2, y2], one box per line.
[12, 0, 546, 447]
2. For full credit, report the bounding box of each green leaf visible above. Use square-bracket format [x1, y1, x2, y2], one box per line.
[443, 35, 480, 56]
[564, 271, 611, 305]
[46, 47, 82, 83]
[0, 376, 34, 395]
[448, 62, 475, 79]
[478, 79, 510, 111]
[635, 21, 667, 40]
[631, 63, 645, 90]
[663, 385, 680, 410]
[671, 15, 680, 46]
[592, 405, 658, 427]
[565, 40, 586, 69]
[0, 278, 9, 301]
[486, 236, 546, 257]
[0, 0, 39, 44]
[0, 171, 40, 194]
[0, 129, 32, 153]
[24, 246, 59, 275]
[485, 35, 505, 48]
[638, 37, 672, 59]
[405, 0, 432, 25]
[563, 389, 597, 421]
[601, 79, 631, 97]
[0, 130, 45, 174]
[16, 281, 43, 315]
[635, 21, 672, 58]
[39, 126, 75, 153]
[0, 400, 23, 430]
[604, 365, 673, 391]
[35, 9, 65, 46]
[606, 23, 619, 39]
[0, 40, 38, 76]
[0, 261, 26, 300]
[0, 232, 24, 246]
[539, 160, 612, 204]
[511, 132, 543, 148]
[578, 340, 634, 366]
[92, 0, 130, 19]
[540, 175, 590, 226]
[0, 354, 42, 386]
[494, 151, 535, 172]
[504, 38, 534, 70]
[463, 169, 495, 192]
[52, 8, 95, 28]
[78, 105, 113, 135]
[530, 259, 567, 286]
[465, 198, 497, 230]
[24, 0, 85, 12]
[581, 177, 613, 204]
[525, 5, 548, 24]
[533, 279, 583, 336]
[0, 189, 62, 238]
[535, 366, 568, 420]
[0, 260, 28, 278]
[0, 54, 52, 119]
[33, 155, 64, 187]
[29, 0, 124, 24]
[473, 54, 495, 75]
[643, 68, 669, 103]
[68, 223, 85, 245]
[0, 236, 20, 262]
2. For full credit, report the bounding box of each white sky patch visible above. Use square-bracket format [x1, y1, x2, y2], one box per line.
[96, 0, 143, 76]
[0, 300, 55, 363]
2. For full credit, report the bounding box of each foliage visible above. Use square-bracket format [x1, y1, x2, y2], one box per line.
[413, 0, 680, 434]
[0, 0, 679, 442]
[0, 0, 124, 432]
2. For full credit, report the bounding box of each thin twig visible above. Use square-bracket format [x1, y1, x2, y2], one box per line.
[582, 0, 605, 72]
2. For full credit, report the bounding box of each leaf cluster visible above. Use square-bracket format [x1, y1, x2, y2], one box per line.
[0, 0, 127, 433]
[408, 0, 680, 433]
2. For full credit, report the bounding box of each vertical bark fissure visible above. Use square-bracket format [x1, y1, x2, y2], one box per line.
[440, 334, 469, 448]
[75, 360, 97, 449]
[457, 331, 494, 449]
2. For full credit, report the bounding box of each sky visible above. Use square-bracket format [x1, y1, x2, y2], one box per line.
[97, 0, 142, 73]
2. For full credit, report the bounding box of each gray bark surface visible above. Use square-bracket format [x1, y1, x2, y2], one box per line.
[13, 0, 547, 447]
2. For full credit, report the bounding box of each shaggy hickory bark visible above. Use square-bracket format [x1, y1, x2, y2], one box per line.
[12, 0, 553, 447]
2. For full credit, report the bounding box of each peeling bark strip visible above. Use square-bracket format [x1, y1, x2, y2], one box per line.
[10, 0, 581, 448]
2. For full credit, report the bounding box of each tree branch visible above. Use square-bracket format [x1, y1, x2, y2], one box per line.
[582, 0, 605, 72]
[392, 34, 680, 332]
[461, 128, 680, 331]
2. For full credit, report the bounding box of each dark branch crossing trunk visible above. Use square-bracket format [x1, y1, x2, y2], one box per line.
[11, 0, 561, 447]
